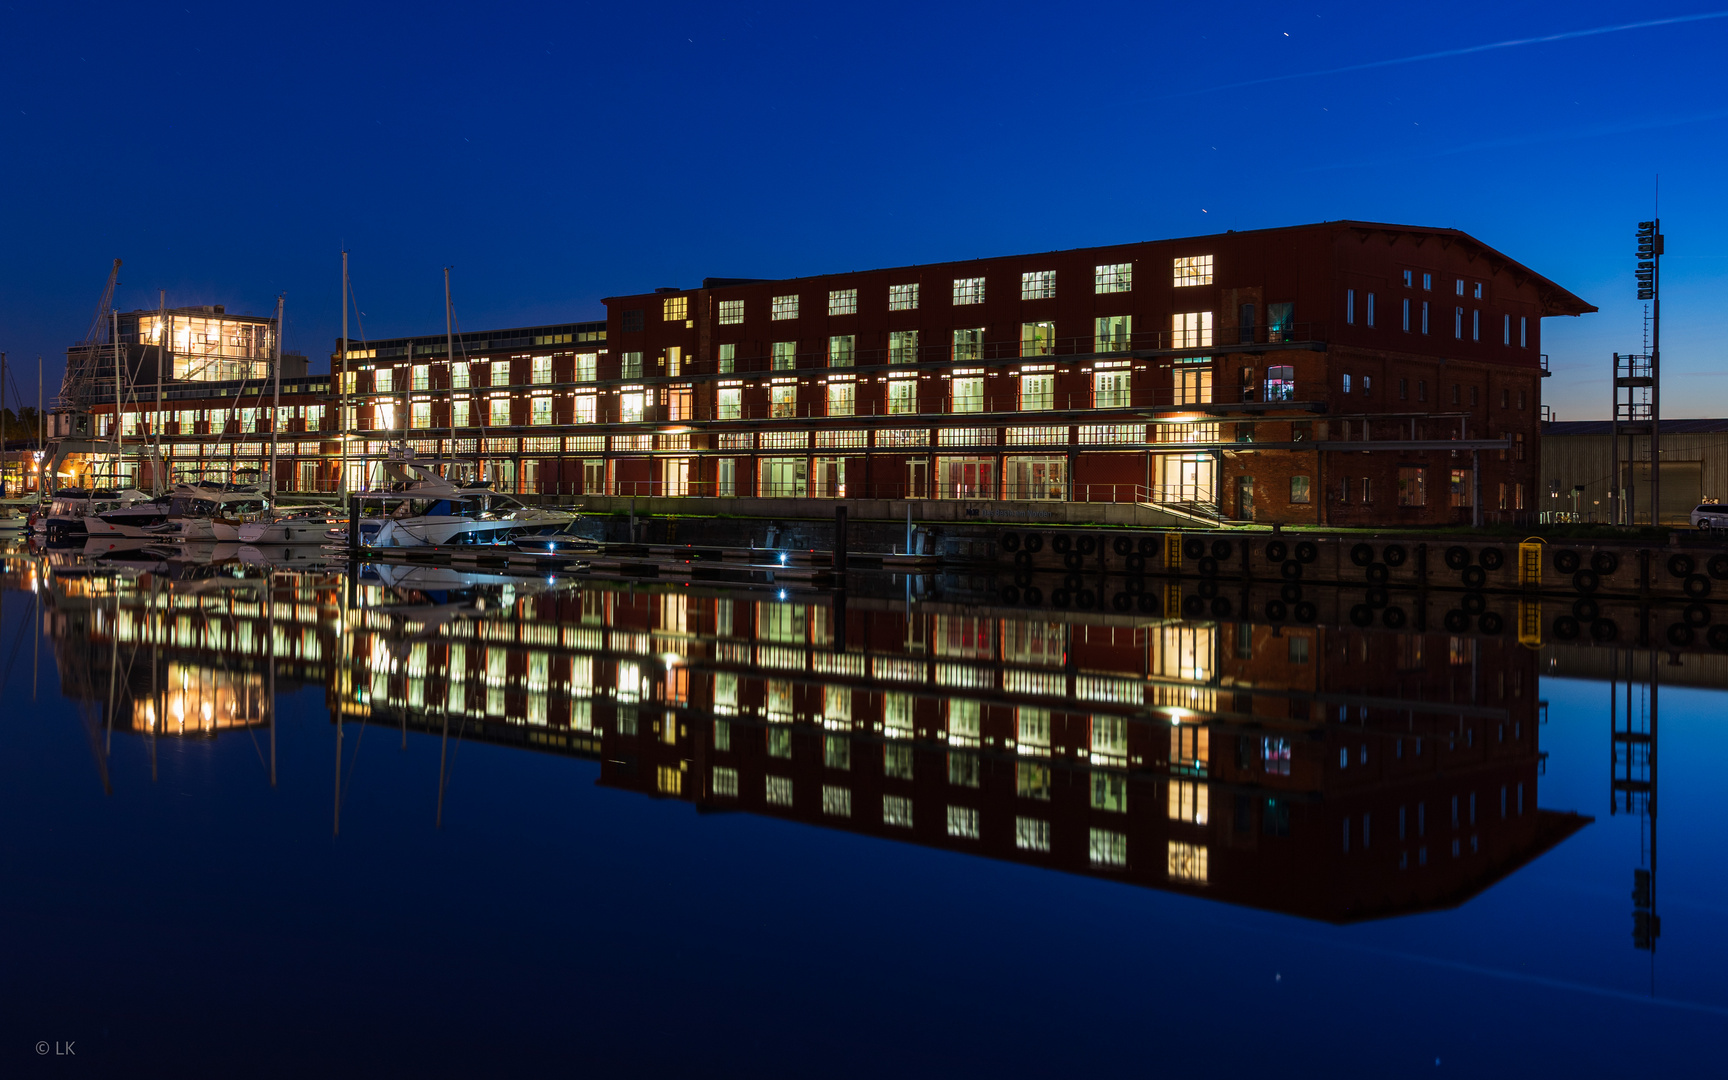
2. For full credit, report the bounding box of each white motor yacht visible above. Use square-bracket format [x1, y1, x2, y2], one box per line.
[45, 489, 124, 542]
[238, 509, 343, 545]
[355, 465, 578, 548]
[149, 483, 271, 542]
[83, 489, 174, 538]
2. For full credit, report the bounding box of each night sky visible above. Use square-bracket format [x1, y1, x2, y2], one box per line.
[2, 1, 1725, 422]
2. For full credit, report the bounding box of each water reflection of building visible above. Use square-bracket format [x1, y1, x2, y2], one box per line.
[25, 552, 1588, 921]
[333, 583, 1588, 924]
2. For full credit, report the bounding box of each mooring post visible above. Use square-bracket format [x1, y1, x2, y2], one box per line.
[834, 504, 848, 576]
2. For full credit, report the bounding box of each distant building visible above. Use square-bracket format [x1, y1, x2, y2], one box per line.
[1539, 418, 1728, 524]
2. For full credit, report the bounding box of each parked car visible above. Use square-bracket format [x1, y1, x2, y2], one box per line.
[1691, 504, 1728, 530]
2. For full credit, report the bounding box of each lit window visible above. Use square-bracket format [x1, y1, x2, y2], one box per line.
[1398, 467, 1426, 507]
[1020, 372, 1054, 410]
[1474, 282, 1484, 299]
[1172, 312, 1213, 349]
[1094, 364, 1131, 408]
[771, 295, 799, 320]
[1168, 780, 1209, 824]
[1021, 321, 1055, 357]
[889, 283, 919, 311]
[1017, 762, 1051, 799]
[826, 380, 854, 417]
[952, 327, 984, 362]
[1090, 829, 1127, 868]
[450, 363, 470, 389]
[1173, 255, 1213, 286]
[1456, 279, 1466, 297]
[1096, 315, 1131, 353]
[947, 805, 980, 839]
[883, 794, 914, 827]
[771, 382, 797, 418]
[1166, 839, 1206, 881]
[822, 785, 852, 817]
[663, 295, 687, 321]
[621, 352, 643, 379]
[828, 289, 857, 316]
[1021, 270, 1056, 300]
[575, 353, 597, 382]
[766, 776, 793, 806]
[953, 277, 985, 306]
[828, 335, 854, 367]
[412, 364, 429, 390]
[489, 361, 508, 387]
[452, 398, 470, 427]
[1267, 302, 1295, 342]
[532, 355, 552, 384]
[1173, 360, 1211, 405]
[1366, 292, 1376, 327]
[712, 768, 738, 797]
[666, 346, 681, 376]
[887, 377, 918, 415]
[1422, 273, 1432, 291]
[374, 367, 393, 393]
[772, 341, 796, 370]
[531, 395, 552, 425]
[1290, 475, 1311, 504]
[1094, 263, 1132, 294]
[717, 387, 741, 420]
[574, 394, 596, 424]
[619, 391, 644, 424]
[951, 375, 983, 413]
[1450, 469, 1472, 508]
[717, 343, 735, 374]
[889, 330, 920, 364]
[1016, 817, 1051, 852]
[411, 401, 431, 429]
[718, 299, 744, 325]
[1264, 364, 1294, 401]
[488, 397, 511, 426]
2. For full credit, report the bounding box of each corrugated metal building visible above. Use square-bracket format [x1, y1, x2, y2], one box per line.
[1539, 418, 1728, 524]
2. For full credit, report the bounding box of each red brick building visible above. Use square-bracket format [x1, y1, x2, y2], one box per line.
[604, 221, 1592, 524]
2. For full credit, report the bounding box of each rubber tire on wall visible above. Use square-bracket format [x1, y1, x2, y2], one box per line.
[1554, 550, 1581, 574]
[1295, 541, 1319, 563]
[1210, 597, 1233, 619]
[1461, 593, 1487, 615]
[1479, 548, 1505, 571]
[1022, 586, 1043, 605]
[1383, 544, 1408, 568]
[1462, 566, 1487, 589]
[1112, 536, 1133, 557]
[1573, 568, 1600, 593]
[1710, 553, 1728, 581]
[1591, 550, 1619, 575]
[1293, 601, 1318, 623]
[1211, 539, 1233, 561]
[1350, 604, 1375, 627]
[1265, 599, 1288, 621]
[1572, 598, 1599, 621]
[1280, 583, 1303, 603]
[1280, 560, 1303, 581]
[1197, 555, 1220, 577]
[1382, 606, 1408, 629]
[1013, 550, 1033, 567]
[1708, 624, 1728, 650]
[1078, 536, 1098, 557]
[1137, 592, 1161, 615]
[1125, 553, 1146, 573]
[1183, 537, 1206, 561]
[1685, 574, 1712, 599]
[1001, 532, 1022, 552]
[1669, 553, 1696, 578]
[1265, 540, 1288, 563]
[1197, 579, 1220, 599]
[1366, 563, 1390, 584]
[1445, 545, 1471, 570]
[1024, 533, 1044, 553]
[1684, 603, 1712, 627]
[1138, 536, 1159, 557]
[1478, 611, 1505, 634]
[1063, 552, 1084, 571]
[1182, 595, 1206, 619]
[1053, 534, 1073, 555]
[1350, 543, 1375, 567]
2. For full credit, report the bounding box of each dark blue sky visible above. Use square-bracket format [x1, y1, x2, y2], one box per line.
[2, 1, 1725, 420]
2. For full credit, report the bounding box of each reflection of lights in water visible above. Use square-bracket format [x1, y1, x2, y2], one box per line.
[661, 652, 681, 668]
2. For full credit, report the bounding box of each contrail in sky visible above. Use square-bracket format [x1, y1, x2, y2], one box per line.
[1175, 10, 1728, 97]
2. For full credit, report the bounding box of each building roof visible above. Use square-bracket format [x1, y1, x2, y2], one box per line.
[1545, 419, 1728, 436]
[609, 219, 1596, 318]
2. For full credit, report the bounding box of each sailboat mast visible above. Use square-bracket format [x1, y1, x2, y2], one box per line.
[111, 309, 122, 484]
[444, 268, 454, 480]
[271, 294, 283, 502]
[155, 290, 165, 495]
[339, 249, 349, 501]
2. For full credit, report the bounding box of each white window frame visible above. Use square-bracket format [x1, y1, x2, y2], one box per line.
[1020, 270, 1055, 300]
[952, 276, 985, 306]
[771, 294, 799, 321]
[1172, 311, 1213, 349]
[718, 299, 744, 325]
[1094, 263, 1132, 294]
[889, 283, 919, 311]
[827, 289, 857, 316]
[1173, 255, 1213, 286]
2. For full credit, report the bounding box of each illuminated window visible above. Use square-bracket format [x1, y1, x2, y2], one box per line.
[1020, 321, 1054, 357]
[771, 382, 797, 418]
[488, 397, 511, 426]
[885, 692, 914, 739]
[822, 785, 852, 817]
[1095, 315, 1131, 353]
[889, 330, 920, 364]
[621, 352, 643, 379]
[951, 375, 983, 413]
[374, 367, 393, 393]
[947, 805, 980, 838]
[1095, 263, 1131, 294]
[531, 395, 552, 426]
[1167, 840, 1206, 881]
[949, 753, 980, 788]
[1172, 311, 1213, 348]
[574, 353, 597, 381]
[717, 343, 735, 373]
[619, 391, 644, 424]
[1090, 829, 1128, 868]
[889, 283, 919, 311]
[1016, 708, 1050, 754]
[771, 294, 799, 320]
[953, 276, 985, 306]
[718, 299, 744, 325]
[531, 356, 552, 384]
[887, 377, 919, 415]
[1015, 817, 1051, 852]
[1173, 255, 1213, 286]
[828, 289, 856, 316]
[717, 387, 741, 420]
[883, 794, 914, 827]
[1017, 762, 1051, 800]
[574, 394, 596, 424]
[1264, 364, 1294, 401]
[712, 767, 738, 797]
[947, 700, 981, 745]
[1169, 780, 1209, 824]
[826, 380, 854, 417]
[452, 398, 471, 427]
[1090, 772, 1127, 813]
[1094, 363, 1131, 408]
[1290, 475, 1311, 504]
[1021, 270, 1056, 300]
[828, 335, 854, 367]
[411, 401, 431, 429]
[1020, 372, 1053, 411]
[412, 364, 429, 390]
[772, 341, 796, 370]
[885, 745, 914, 781]
[766, 776, 794, 806]
[952, 328, 984, 362]
[663, 295, 687, 321]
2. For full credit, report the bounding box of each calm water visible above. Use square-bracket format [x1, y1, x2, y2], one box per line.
[1, 542, 1723, 1077]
